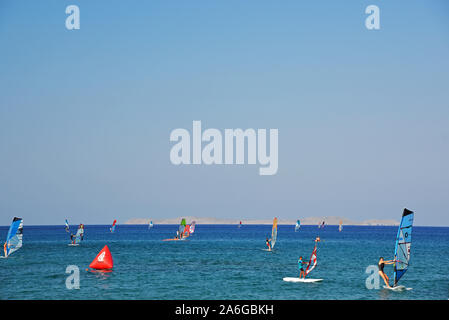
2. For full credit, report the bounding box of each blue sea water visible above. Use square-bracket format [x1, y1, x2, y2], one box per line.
[0, 224, 448, 300]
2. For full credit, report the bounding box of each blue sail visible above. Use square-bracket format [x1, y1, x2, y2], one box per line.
[393, 208, 414, 286]
[295, 220, 300, 231]
[4, 217, 23, 257]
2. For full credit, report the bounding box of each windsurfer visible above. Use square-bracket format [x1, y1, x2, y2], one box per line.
[378, 257, 395, 288]
[266, 238, 272, 251]
[298, 256, 307, 278]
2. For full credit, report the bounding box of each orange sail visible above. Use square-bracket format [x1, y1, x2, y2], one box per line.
[183, 225, 191, 237]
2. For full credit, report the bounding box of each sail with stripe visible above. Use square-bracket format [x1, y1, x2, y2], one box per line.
[338, 220, 343, 232]
[295, 220, 301, 232]
[65, 219, 70, 233]
[271, 217, 278, 249]
[393, 208, 414, 286]
[3, 217, 23, 258]
[305, 243, 318, 276]
[110, 220, 117, 233]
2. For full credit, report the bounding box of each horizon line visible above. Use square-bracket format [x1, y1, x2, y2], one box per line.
[0, 223, 447, 228]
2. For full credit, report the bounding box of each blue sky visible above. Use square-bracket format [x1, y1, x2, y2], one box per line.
[0, 1, 448, 226]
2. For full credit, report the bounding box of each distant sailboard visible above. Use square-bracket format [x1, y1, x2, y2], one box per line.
[65, 219, 70, 233]
[149, 221, 154, 229]
[69, 224, 84, 246]
[2, 217, 23, 258]
[295, 220, 300, 232]
[338, 220, 343, 232]
[110, 220, 117, 233]
[189, 221, 196, 235]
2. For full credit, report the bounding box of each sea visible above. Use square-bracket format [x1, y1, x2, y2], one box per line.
[0, 224, 448, 300]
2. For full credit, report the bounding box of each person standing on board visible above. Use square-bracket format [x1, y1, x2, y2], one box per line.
[265, 237, 272, 251]
[298, 256, 307, 279]
[378, 257, 395, 288]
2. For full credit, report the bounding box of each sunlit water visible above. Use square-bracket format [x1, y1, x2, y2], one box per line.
[0, 224, 448, 300]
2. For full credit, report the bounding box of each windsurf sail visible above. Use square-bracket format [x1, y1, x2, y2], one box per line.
[65, 219, 70, 233]
[305, 244, 318, 276]
[271, 217, 278, 249]
[182, 224, 191, 237]
[393, 208, 414, 286]
[149, 220, 153, 229]
[71, 224, 84, 244]
[339, 220, 343, 232]
[295, 220, 301, 232]
[177, 218, 186, 238]
[3, 217, 23, 258]
[189, 221, 196, 234]
[110, 219, 117, 233]
[238, 221, 242, 228]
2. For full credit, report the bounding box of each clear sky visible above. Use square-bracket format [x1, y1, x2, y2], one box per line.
[0, 1, 448, 226]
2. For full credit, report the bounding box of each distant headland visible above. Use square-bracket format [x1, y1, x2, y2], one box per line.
[125, 216, 399, 226]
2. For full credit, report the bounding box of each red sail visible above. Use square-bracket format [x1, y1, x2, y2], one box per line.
[183, 225, 190, 237]
[89, 245, 113, 270]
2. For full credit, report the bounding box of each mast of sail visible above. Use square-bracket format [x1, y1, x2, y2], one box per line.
[3, 217, 23, 258]
[393, 208, 414, 286]
[271, 217, 278, 249]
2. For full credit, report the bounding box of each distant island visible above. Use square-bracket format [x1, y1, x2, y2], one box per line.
[125, 216, 399, 226]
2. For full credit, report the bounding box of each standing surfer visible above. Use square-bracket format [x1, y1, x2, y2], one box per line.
[265, 237, 272, 251]
[378, 257, 395, 288]
[298, 256, 307, 279]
